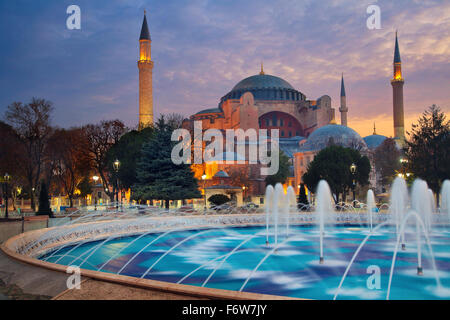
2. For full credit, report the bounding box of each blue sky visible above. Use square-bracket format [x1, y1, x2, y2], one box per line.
[0, 0, 449, 136]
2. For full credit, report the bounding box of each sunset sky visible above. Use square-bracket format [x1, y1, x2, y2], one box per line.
[0, 0, 449, 138]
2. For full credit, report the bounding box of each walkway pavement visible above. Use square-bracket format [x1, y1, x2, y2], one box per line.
[0, 250, 71, 300]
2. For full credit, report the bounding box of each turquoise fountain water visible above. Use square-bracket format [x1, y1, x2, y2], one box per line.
[34, 178, 450, 300]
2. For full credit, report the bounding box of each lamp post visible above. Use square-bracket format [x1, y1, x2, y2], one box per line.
[350, 163, 357, 204]
[202, 174, 207, 213]
[93, 176, 99, 210]
[113, 159, 121, 210]
[398, 158, 411, 180]
[242, 186, 247, 204]
[2, 173, 11, 219]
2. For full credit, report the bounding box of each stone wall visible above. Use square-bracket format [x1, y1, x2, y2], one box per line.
[0, 220, 48, 244]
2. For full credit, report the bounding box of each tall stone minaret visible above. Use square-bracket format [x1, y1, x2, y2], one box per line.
[138, 11, 154, 129]
[339, 74, 348, 126]
[391, 31, 405, 145]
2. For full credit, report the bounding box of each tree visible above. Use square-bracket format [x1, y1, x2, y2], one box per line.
[77, 175, 93, 200]
[374, 138, 402, 186]
[133, 116, 202, 209]
[298, 184, 309, 207]
[47, 128, 91, 207]
[4, 98, 54, 211]
[105, 127, 155, 191]
[302, 145, 371, 203]
[208, 194, 231, 206]
[265, 150, 291, 187]
[82, 120, 127, 201]
[0, 121, 27, 212]
[37, 181, 53, 217]
[405, 105, 449, 204]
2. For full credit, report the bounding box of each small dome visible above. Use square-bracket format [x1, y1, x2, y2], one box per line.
[213, 170, 229, 178]
[300, 124, 367, 152]
[363, 134, 387, 149]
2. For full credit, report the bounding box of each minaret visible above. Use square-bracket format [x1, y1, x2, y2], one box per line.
[138, 11, 154, 129]
[391, 31, 405, 145]
[339, 74, 348, 126]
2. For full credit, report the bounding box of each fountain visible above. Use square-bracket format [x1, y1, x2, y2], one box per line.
[441, 180, 450, 220]
[3, 178, 450, 300]
[265, 185, 274, 246]
[390, 177, 409, 250]
[315, 180, 334, 264]
[366, 189, 375, 232]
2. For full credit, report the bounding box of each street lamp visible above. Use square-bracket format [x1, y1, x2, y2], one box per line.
[202, 174, 207, 212]
[242, 186, 247, 203]
[350, 163, 357, 204]
[113, 159, 121, 210]
[2, 173, 11, 219]
[93, 176, 99, 210]
[398, 158, 411, 180]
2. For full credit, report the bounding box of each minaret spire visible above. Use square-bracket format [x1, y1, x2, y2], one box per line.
[373, 122, 377, 135]
[140, 11, 151, 41]
[339, 73, 348, 127]
[138, 11, 154, 129]
[394, 30, 401, 64]
[340, 73, 346, 97]
[391, 31, 405, 145]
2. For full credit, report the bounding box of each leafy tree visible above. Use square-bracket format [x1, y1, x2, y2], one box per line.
[405, 105, 449, 204]
[265, 150, 291, 187]
[4, 98, 54, 211]
[37, 181, 53, 217]
[298, 184, 309, 207]
[133, 116, 201, 209]
[374, 138, 402, 186]
[77, 175, 92, 200]
[208, 194, 231, 206]
[302, 145, 371, 203]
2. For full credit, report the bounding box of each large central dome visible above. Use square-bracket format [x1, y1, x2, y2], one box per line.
[219, 73, 305, 107]
[232, 74, 295, 91]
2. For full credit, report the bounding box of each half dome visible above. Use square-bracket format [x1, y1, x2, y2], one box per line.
[363, 134, 387, 149]
[300, 124, 368, 152]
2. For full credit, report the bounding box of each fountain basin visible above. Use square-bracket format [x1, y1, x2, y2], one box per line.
[4, 216, 449, 300]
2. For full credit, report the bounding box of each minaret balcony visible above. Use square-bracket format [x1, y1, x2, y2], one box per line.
[391, 78, 404, 84]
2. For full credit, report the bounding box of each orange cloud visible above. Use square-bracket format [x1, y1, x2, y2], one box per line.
[347, 112, 430, 139]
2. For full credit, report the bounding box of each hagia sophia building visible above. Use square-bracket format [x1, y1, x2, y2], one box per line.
[137, 13, 405, 205]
